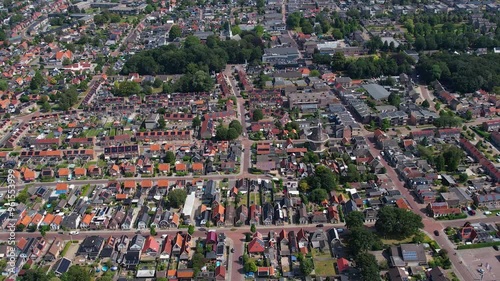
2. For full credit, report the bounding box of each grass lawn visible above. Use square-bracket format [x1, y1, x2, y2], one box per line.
[249, 192, 260, 205]
[109, 128, 116, 137]
[85, 128, 103, 137]
[314, 260, 337, 276]
[311, 248, 331, 258]
[381, 236, 414, 245]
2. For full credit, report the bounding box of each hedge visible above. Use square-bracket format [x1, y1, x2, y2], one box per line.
[457, 241, 500, 250]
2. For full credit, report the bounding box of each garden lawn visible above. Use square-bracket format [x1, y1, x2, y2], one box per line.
[314, 260, 337, 276]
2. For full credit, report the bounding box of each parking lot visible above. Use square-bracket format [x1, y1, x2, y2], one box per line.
[457, 247, 500, 281]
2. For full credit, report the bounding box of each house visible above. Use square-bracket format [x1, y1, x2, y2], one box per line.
[142, 236, 160, 256]
[309, 229, 329, 252]
[129, 234, 146, 251]
[387, 267, 410, 281]
[123, 251, 140, 269]
[458, 226, 477, 242]
[74, 167, 87, 178]
[236, 205, 248, 226]
[76, 236, 104, 260]
[212, 203, 225, 226]
[45, 238, 63, 262]
[298, 203, 308, 224]
[215, 265, 226, 280]
[427, 267, 450, 281]
[249, 204, 261, 226]
[53, 258, 72, 276]
[473, 193, 500, 209]
[191, 162, 204, 174]
[327, 206, 340, 223]
[310, 211, 328, 224]
[262, 202, 274, 225]
[248, 237, 266, 254]
[257, 266, 275, 277]
[426, 202, 461, 218]
[55, 183, 68, 194]
[390, 244, 427, 267]
[62, 213, 81, 230]
[364, 208, 378, 223]
[337, 257, 350, 273]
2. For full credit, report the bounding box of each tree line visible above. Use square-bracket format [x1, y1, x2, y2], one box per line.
[416, 52, 500, 93]
[314, 52, 415, 79]
[121, 32, 264, 76]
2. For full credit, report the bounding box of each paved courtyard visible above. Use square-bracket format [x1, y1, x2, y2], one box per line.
[457, 247, 500, 281]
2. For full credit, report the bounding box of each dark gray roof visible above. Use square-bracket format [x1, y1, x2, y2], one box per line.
[363, 84, 391, 100]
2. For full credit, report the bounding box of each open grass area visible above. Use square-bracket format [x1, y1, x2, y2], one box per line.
[85, 128, 103, 137]
[314, 260, 337, 276]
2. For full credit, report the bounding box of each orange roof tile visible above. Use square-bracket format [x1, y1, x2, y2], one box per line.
[175, 163, 187, 171]
[82, 213, 94, 225]
[123, 180, 136, 189]
[158, 163, 170, 171]
[141, 179, 153, 188]
[55, 183, 68, 191]
[58, 168, 69, 176]
[192, 162, 203, 171]
[42, 214, 55, 224]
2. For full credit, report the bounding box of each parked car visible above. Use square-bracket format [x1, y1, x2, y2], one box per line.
[493, 245, 499, 251]
[434, 230, 440, 236]
[316, 224, 324, 227]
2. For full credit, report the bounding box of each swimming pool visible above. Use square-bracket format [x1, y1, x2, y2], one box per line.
[101, 266, 108, 272]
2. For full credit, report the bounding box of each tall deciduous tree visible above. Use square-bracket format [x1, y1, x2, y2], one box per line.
[375, 206, 423, 239]
[345, 211, 365, 229]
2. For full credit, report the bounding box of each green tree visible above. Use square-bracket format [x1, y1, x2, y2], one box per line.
[308, 188, 328, 204]
[150, 226, 157, 236]
[158, 116, 166, 129]
[188, 225, 195, 235]
[164, 151, 175, 164]
[114, 81, 142, 97]
[331, 52, 346, 71]
[215, 126, 228, 140]
[61, 265, 91, 281]
[0, 80, 7, 91]
[167, 189, 187, 208]
[299, 256, 314, 275]
[192, 252, 206, 276]
[306, 165, 338, 191]
[244, 259, 257, 273]
[346, 227, 383, 254]
[435, 154, 445, 171]
[252, 109, 264, 121]
[345, 211, 365, 229]
[375, 206, 423, 239]
[169, 25, 182, 40]
[458, 173, 468, 183]
[443, 146, 463, 172]
[16, 187, 29, 203]
[421, 100, 430, 108]
[229, 120, 243, 135]
[388, 92, 401, 107]
[309, 70, 320, 77]
[355, 253, 380, 281]
[30, 71, 45, 90]
[192, 116, 201, 128]
[250, 224, 256, 233]
[227, 127, 239, 140]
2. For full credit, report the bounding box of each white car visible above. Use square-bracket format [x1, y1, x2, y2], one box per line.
[496, 212, 500, 216]
[484, 211, 492, 215]
[69, 231, 79, 235]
